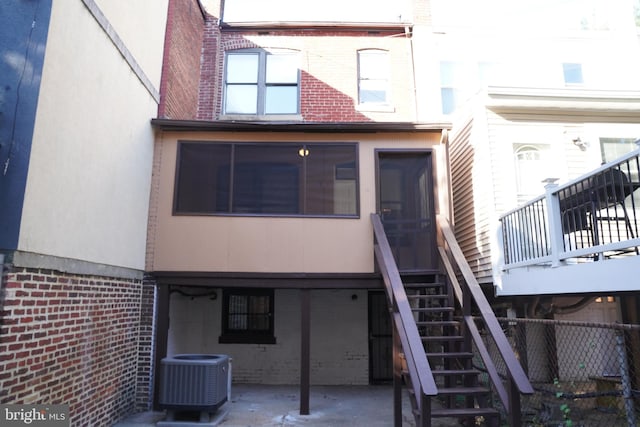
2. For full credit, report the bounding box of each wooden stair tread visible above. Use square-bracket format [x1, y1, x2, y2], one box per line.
[431, 407, 499, 418]
[411, 307, 454, 312]
[421, 335, 463, 341]
[426, 351, 474, 358]
[407, 294, 449, 299]
[415, 320, 460, 326]
[403, 282, 446, 288]
[437, 386, 491, 395]
[432, 369, 481, 375]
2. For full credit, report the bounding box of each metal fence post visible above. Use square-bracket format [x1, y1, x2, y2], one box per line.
[615, 330, 637, 427]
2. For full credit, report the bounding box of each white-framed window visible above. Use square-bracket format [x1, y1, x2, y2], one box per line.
[562, 63, 583, 85]
[223, 49, 300, 116]
[600, 137, 638, 163]
[514, 144, 549, 203]
[358, 49, 390, 105]
[439, 61, 466, 115]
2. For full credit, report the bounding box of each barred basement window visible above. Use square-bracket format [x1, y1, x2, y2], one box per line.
[219, 289, 275, 344]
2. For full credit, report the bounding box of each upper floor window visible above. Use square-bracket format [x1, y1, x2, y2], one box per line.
[358, 50, 390, 105]
[562, 63, 583, 85]
[440, 61, 466, 115]
[224, 49, 300, 116]
[174, 142, 359, 217]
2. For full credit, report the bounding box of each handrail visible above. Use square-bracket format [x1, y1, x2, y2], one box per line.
[371, 214, 438, 408]
[438, 246, 509, 407]
[500, 149, 640, 270]
[437, 215, 534, 405]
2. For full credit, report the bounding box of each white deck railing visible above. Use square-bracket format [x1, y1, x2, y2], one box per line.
[499, 148, 640, 272]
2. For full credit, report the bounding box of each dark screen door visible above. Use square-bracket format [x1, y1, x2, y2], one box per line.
[377, 151, 436, 271]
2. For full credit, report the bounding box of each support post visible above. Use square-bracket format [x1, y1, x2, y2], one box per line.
[420, 392, 431, 427]
[507, 377, 522, 427]
[544, 181, 564, 267]
[616, 331, 637, 427]
[393, 322, 402, 427]
[300, 289, 310, 415]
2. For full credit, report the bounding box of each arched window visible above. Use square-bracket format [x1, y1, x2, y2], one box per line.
[514, 145, 545, 202]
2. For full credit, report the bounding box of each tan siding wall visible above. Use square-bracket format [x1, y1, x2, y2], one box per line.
[147, 130, 444, 273]
[450, 109, 496, 284]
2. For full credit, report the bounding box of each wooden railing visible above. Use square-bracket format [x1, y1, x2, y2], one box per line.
[371, 213, 438, 425]
[437, 215, 534, 426]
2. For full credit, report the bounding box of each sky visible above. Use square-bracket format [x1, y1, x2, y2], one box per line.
[219, 0, 411, 23]
[206, 0, 636, 32]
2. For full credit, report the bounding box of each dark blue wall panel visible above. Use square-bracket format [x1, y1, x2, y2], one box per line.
[0, 0, 52, 250]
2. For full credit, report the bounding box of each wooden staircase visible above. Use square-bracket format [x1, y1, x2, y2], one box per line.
[371, 213, 533, 427]
[402, 274, 500, 425]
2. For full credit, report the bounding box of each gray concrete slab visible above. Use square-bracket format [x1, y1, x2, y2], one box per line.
[113, 384, 422, 427]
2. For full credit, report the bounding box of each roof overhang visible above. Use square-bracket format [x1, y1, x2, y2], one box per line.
[485, 87, 640, 121]
[219, 22, 412, 32]
[151, 119, 451, 133]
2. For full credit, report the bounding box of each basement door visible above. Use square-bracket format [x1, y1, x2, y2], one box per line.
[368, 291, 392, 383]
[376, 151, 437, 271]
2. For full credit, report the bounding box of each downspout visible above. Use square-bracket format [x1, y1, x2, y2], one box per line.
[406, 25, 418, 120]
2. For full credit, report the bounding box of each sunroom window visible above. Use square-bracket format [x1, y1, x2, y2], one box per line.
[174, 142, 359, 217]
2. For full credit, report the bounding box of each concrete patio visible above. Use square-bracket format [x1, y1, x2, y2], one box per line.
[113, 384, 424, 427]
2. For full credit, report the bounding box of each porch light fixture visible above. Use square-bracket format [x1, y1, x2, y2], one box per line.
[298, 147, 310, 157]
[572, 137, 589, 151]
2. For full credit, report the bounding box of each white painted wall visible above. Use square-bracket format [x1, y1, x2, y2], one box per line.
[19, 1, 167, 270]
[168, 289, 371, 385]
[95, 0, 168, 88]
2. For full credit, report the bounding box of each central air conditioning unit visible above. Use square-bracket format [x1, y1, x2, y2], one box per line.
[159, 354, 230, 414]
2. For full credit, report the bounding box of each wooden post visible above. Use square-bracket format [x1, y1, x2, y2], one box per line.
[393, 322, 402, 427]
[420, 392, 431, 427]
[507, 377, 522, 427]
[300, 289, 310, 415]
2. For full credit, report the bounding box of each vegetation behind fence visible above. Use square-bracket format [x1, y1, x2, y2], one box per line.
[475, 317, 640, 426]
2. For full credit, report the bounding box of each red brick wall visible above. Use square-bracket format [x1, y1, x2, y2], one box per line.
[197, 26, 415, 122]
[158, 0, 205, 119]
[0, 266, 154, 425]
[135, 277, 156, 411]
[197, 16, 221, 120]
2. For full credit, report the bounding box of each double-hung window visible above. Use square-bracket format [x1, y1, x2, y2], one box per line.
[174, 142, 359, 217]
[358, 49, 390, 105]
[224, 49, 300, 116]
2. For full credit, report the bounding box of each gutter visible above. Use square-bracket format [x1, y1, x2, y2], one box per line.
[150, 118, 451, 133]
[219, 21, 412, 32]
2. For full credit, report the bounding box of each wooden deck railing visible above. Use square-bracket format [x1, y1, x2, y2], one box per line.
[437, 215, 534, 426]
[371, 214, 438, 426]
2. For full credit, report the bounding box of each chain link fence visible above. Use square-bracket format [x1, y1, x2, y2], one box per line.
[474, 317, 640, 427]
